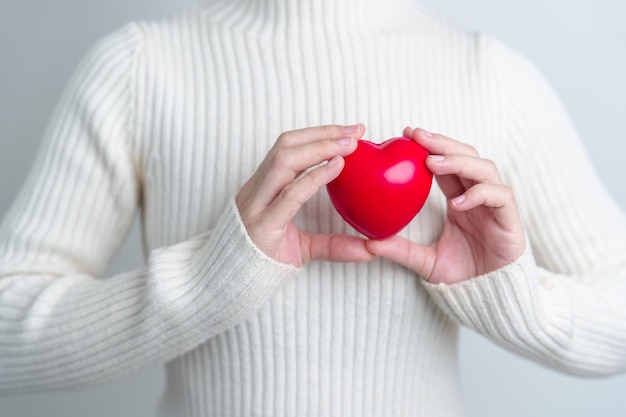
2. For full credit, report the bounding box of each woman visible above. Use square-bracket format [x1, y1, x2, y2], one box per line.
[1, 0, 625, 416]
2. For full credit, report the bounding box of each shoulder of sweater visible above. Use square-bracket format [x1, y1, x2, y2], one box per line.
[131, 2, 212, 42]
[403, 4, 544, 81]
[78, 22, 143, 72]
[475, 31, 547, 83]
[401, 6, 526, 70]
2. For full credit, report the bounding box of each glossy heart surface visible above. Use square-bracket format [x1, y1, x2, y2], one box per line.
[326, 137, 433, 239]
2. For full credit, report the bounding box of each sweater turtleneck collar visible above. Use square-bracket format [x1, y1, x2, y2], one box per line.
[209, 0, 424, 34]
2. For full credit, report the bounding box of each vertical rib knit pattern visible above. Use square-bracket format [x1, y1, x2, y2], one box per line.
[2, 1, 626, 416]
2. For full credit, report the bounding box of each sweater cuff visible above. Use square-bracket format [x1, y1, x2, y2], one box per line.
[422, 245, 572, 352]
[149, 198, 298, 339]
[190, 197, 299, 308]
[206, 196, 300, 277]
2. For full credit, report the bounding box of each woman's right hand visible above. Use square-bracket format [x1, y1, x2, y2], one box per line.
[235, 124, 374, 267]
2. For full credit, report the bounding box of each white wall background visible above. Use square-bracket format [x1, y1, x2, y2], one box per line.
[1, 1, 624, 416]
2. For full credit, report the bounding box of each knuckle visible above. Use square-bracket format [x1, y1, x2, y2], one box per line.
[501, 184, 515, 199]
[465, 144, 479, 157]
[270, 148, 290, 169]
[468, 183, 488, 199]
[485, 159, 497, 172]
[481, 159, 499, 182]
[472, 183, 513, 205]
[465, 189, 485, 206]
[276, 131, 292, 147]
[321, 124, 341, 138]
[281, 182, 306, 205]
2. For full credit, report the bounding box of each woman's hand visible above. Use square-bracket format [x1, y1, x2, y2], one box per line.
[236, 124, 375, 267]
[366, 127, 526, 285]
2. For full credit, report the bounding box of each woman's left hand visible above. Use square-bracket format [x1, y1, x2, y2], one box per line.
[366, 127, 526, 285]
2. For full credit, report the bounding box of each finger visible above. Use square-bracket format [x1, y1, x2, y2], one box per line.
[427, 154, 502, 184]
[401, 126, 467, 199]
[300, 232, 375, 263]
[275, 123, 365, 148]
[251, 136, 358, 208]
[261, 155, 345, 229]
[243, 124, 364, 207]
[409, 128, 479, 158]
[365, 236, 435, 278]
[433, 174, 467, 202]
[450, 183, 523, 231]
[406, 128, 481, 192]
[426, 154, 502, 198]
[271, 135, 358, 178]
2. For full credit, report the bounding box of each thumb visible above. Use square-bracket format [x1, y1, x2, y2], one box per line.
[365, 236, 435, 278]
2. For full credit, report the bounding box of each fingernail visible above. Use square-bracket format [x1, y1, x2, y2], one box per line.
[429, 155, 445, 162]
[451, 194, 466, 206]
[327, 155, 340, 167]
[343, 124, 360, 134]
[336, 137, 353, 146]
[418, 128, 433, 138]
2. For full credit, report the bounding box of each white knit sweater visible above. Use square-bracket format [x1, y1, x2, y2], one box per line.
[2, 0, 626, 416]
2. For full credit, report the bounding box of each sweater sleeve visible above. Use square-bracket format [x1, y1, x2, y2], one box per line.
[0, 23, 296, 394]
[423, 34, 626, 377]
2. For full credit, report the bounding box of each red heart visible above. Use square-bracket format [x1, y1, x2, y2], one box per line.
[326, 137, 433, 240]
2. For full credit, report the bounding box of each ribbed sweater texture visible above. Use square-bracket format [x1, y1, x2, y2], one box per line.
[2, 0, 626, 416]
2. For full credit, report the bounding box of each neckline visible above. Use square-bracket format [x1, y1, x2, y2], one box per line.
[199, 0, 429, 35]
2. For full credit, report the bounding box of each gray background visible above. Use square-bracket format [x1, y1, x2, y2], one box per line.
[1, 0, 625, 416]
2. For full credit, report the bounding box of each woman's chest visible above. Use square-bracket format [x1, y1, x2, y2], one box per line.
[137, 35, 502, 250]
